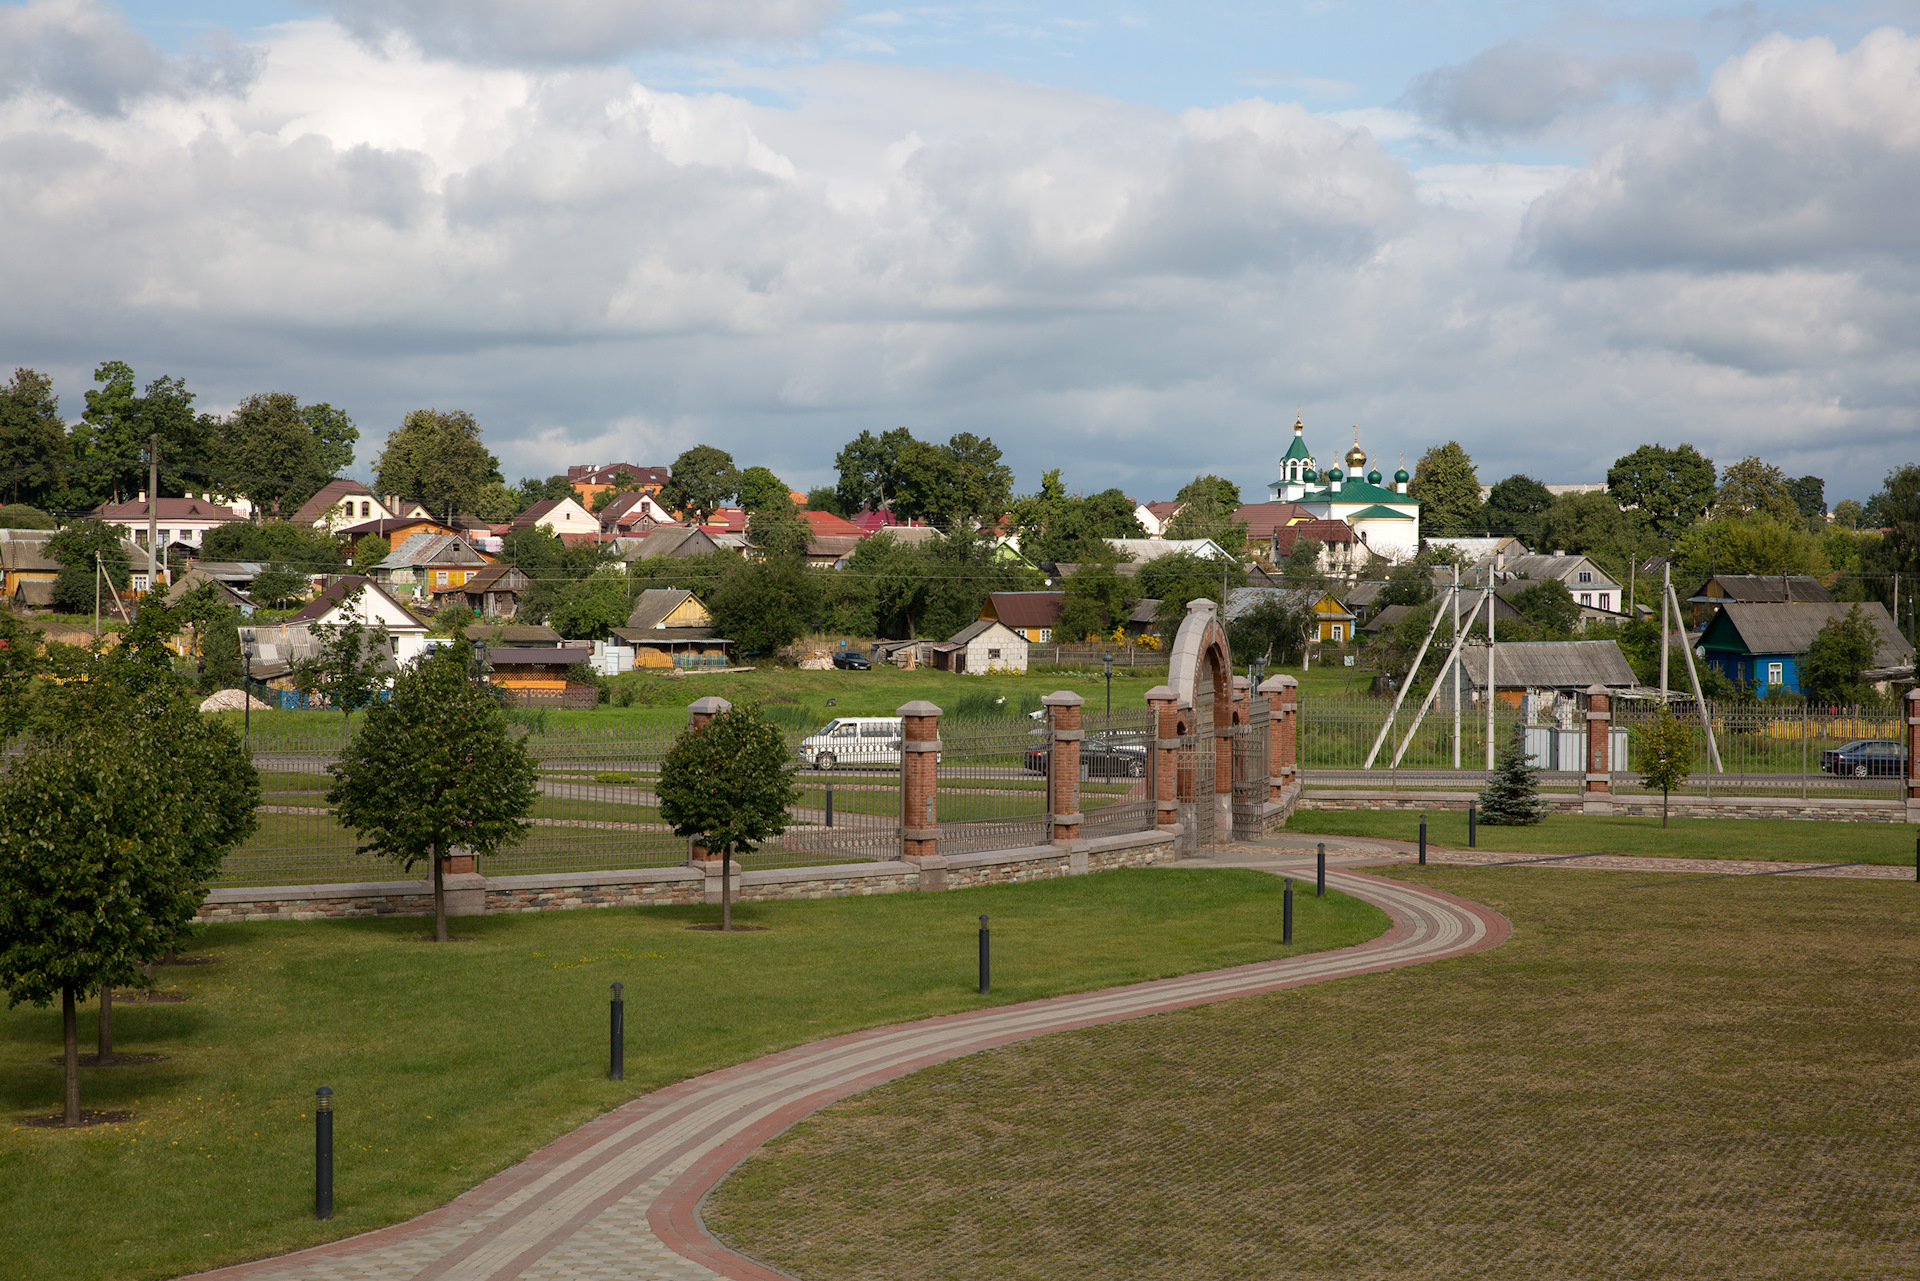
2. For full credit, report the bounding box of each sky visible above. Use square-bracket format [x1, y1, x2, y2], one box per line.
[3, 1, 1918, 505]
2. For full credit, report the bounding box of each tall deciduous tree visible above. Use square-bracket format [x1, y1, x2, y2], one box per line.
[374, 409, 502, 518]
[659, 445, 742, 523]
[327, 648, 539, 941]
[1606, 443, 1716, 540]
[1165, 475, 1247, 552]
[833, 427, 913, 516]
[738, 466, 791, 513]
[656, 704, 797, 931]
[747, 500, 812, 559]
[1715, 456, 1802, 525]
[0, 368, 69, 506]
[1482, 475, 1555, 545]
[1409, 442, 1483, 537]
[1057, 555, 1138, 642]
[707, 553, 819, 655]
[208, 392, 357, 517]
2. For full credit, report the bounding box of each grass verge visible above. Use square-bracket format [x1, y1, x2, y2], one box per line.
[1286, 808, 1920, 865]
[708, 867, 1920, 1281]
[0, 869, 1382, 1281]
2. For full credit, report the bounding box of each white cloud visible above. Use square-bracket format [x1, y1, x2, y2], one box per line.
[316, 0, 842, 65]
[0, 0, 258, 114]
[0, 13, 1913, 498]
[1524, 28, 1920, 271]
[1407, 40, 1697, 137]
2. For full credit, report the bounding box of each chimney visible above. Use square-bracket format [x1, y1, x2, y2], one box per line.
[138, 490, 147, 504]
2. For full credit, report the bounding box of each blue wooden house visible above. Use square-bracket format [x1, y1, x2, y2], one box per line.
[1697, 601, 1911, 696]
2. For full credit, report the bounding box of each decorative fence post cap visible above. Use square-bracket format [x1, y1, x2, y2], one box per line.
[1144, 684, 1176, 702]
[1585, 684, 1608, 697]
[688, 696, 733, 716]
[1257, 675, 1295, 694]
[1908, 688, 1920, 703]
[1231, 675, 1251, 692]
[1041, 690, 1086, 707]
[1185, 598, 1218, 616]
[897, 700, 943, 717]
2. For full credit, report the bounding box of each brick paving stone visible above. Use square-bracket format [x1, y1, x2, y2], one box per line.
[185, 866, 1504, 1281]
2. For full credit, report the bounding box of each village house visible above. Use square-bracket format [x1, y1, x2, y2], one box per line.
[433, 563, 531, 618]
[568, 463, 670, 507]
[932, 619, 1029, 674]
[93, 493, 246, 550]
[1697, 601, 1912, 697]
[980, 591, 1064, 643]
[510, 497, 601, 544]
[611, 588, 733, 669]
[1684, 574, 1831, 629]
[618, 526, 722, 562]
[1223, 586, 1358, 646]
[286, 577, 430, 665]
[597, 492, 677, 538]
[290, 482, 429, 531]
[371, 533, 491, 601]
[1466, 553, 1625, 616]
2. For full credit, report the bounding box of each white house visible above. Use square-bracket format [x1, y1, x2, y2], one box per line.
[93, 493, 247, 550]
[511, 496, 599, 538]
[1105, 537, 1237, 565]
[1466, 554, 1625, 616]
[291, 481, 430, 531]
[287, 576, 430, 664]
[932, 619, 1029, 674]
[1266, 418, 1422, 563]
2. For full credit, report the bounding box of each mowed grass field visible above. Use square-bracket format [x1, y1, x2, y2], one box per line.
[1287, 809, 1920, 866]
[0, 870, 1383, 1281]
[708, 867, 1920, 1281]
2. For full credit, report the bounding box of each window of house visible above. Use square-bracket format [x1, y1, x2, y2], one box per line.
[157, 530, 170, 542]
[1578, 571, 1592, 583]
[360, 501, 371, 517]
[1037, 628, 1052, 642]
[1599, 593, 1611, 611]
[1767, 661, 1784, 686]
[435, 570, 449, 585]
[1331, 624, 1344, 642]
[1580, 593, 1592, 606]
[988, 648, 1001, 659]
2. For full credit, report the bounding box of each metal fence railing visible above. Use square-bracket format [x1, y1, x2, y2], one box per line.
[1080, 707, 1158, 839]
[936, 714, 1052, 856]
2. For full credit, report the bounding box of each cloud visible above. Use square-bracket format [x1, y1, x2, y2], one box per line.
[0, 0, 257, 115]
[1408, 40, 1696, 136]
[1524, 28, 1920, 271]
[316, 0, 842, 65]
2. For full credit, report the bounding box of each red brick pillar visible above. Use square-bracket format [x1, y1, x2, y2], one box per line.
[1259, 675, 1295, 801]
[685, 696, 732, 866]
[1584, 684, 1612, 815]
[898, 700, 945, 887]
[1044, 690, 1084, 844]
[1905, 689, 1920, 820]
[1147, 684, 1179, 828]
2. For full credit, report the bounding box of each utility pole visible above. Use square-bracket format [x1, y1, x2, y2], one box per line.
[1659, 562, 1671, 700]
[1451, 564, 1460, 769]
[148, 434, 161, 589]
[1485, 578, 1496, 771]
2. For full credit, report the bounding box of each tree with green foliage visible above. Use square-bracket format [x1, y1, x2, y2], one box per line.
[1638, 702, 1695, 827]
[656, 703, 797, 930]
[292, 589, 392, 725]
[1830, 498, 1866, 530]
[1136, 550, 1245, 639]
[1482, 474, 1554, 545]
[660, 445, 742, 523]
[546, 570, 630, 640]
[0, 368, 69, 506]
[739, 465, 791, 513]
[69, 361, 221, 508]
[1057, 556, 1138, 642]
[1786, 475, 1826, 527]
[1228, 591, 1315, 666]
[1670, 513, 1831, 584]
[0, 502, 55, 529]
[1715, 456, 1803, 526]
[1534, 490, 1638, 558]
[1164, 475, 1247, 552]
[1509, 580, 1580, 638]
[510, 474, 575, 514]
[210, 392, 355, 517]
[748, 499, 813, 559]
[1478, 726, 1545, 825]
[428, 603, 476, 636]
[248, 563, 307, 610]
[937, 432, 1015, 530]
[47, 518, 131, 614]
[328, 648, 539, 941]
[1409, 442, 1483, 537]
[805, 484, 848, 516]
[1801, 605, 1880, 705]
[1281, 538, 1327, 589]
[1376, 560, 1435, 609]
[833, 427, 913, 516]
[352, 533, 390, 569]
[1015, 470, 1147, 564]
[1864, 464, 1920, 578]
[200, 519, 342, 572]
[374, 409, 502, 517]
[171, 580, 243, 690]
[707, 553, 819, 656]
[1606, 443, 1716, 540]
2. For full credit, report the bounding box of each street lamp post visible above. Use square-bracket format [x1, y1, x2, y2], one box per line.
[1102, 653, 1113, 727]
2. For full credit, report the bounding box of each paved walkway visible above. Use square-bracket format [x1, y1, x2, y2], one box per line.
[189, 860, 1507, 1281]
[1247, 832, 1918, 880]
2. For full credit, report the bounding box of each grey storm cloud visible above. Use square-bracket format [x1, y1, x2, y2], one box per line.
[1523, 30, 1920, 272]
[0, 0, 257, 115]
[317, 0, 842, 64]
[1408, 40, 1696, 136]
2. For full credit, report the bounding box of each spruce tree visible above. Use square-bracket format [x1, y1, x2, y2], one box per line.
[1478, 724, 1545, 825]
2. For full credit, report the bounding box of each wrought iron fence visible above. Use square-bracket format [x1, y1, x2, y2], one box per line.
[936, 713, 1052, 855]
[1080, 707, 1158, 839]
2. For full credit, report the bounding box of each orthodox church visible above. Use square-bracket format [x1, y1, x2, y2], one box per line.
[1268, 416, 1421, 563]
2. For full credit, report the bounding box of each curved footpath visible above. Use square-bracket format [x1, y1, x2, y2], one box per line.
[191, 858, 1509, 1281]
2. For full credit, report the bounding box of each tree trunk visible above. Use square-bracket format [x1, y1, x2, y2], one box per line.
[433, 843, 448, 943]
[1663, 785, 1670, 829]
[98, 986, 113, 1062]
[63, 986, 79, 1126]
[721, 850, 732, 932]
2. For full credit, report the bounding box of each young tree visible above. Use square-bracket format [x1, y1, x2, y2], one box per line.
[805, 484, 849, 517]
[546, 570, 630, 640]
[327, 649, 539, 941]
[1410, 442, 1483, 537]
[656, 704, 798, 930]
[47, 518, 130, 614]
[660, 445, 742, 522]
[292, 590, 392, 725]
[1606, 444, 1717, 540]
[1638, 702, 1695, 827]
[1801, 605, 1880, 704]
[1478, 725, 1545, 825]
[352, 533, 391, 569]
[428, 603, 476, 636]
[248, 563, 307, 610]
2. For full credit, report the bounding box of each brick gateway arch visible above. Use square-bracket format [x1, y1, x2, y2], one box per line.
[1145, 598, 1301, 849]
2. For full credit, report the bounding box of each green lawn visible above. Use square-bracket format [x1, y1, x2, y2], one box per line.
[1287, 808, 1920, 866]
[708, 868, 1920, 1280]
[0, 869, 1383, 1281]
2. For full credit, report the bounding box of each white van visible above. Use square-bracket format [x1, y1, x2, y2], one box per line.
[799, 717, 904, 770]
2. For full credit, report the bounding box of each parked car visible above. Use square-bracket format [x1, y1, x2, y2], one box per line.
[832, 652, 871, 670]
[798, 716, 903, 770]
[1024, 732, 1150, 779]
[1819, 739, 1909, 778]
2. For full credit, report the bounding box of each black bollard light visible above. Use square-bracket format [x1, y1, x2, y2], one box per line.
[1316, 842, 1326, 898]
[978, 915, 990, 995]
[315, 1086, 334, 1221]
[1468, 802, 1478, 849]
[1419, 815, 1427, 866]
[609, 982, 624, 1082]
[825, 776, 834, 828]
[1283, 878, 1293, 945]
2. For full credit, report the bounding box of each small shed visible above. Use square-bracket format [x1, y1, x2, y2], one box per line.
[932, 620, 1028, 674]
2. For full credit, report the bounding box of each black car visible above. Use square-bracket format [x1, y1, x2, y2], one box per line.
[832, 652, 872, 670]
[1819, 739, 1909, 778]
[1025, 732, 1149, 779]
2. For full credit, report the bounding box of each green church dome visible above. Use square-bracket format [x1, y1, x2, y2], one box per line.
[1367, 470, 1382, 486]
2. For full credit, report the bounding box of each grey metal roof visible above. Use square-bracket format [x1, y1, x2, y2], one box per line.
[1463, 640, 1636, 691]
[465, 623, 561, 647]
[626, 588, 703, 631]
[1222, 586, 1350, 623]
[944, 618, 1023, 646]
[1704, 601, 1913, 666]
[1688, 575, 1832, 605]
[624, 527, 719, 561]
